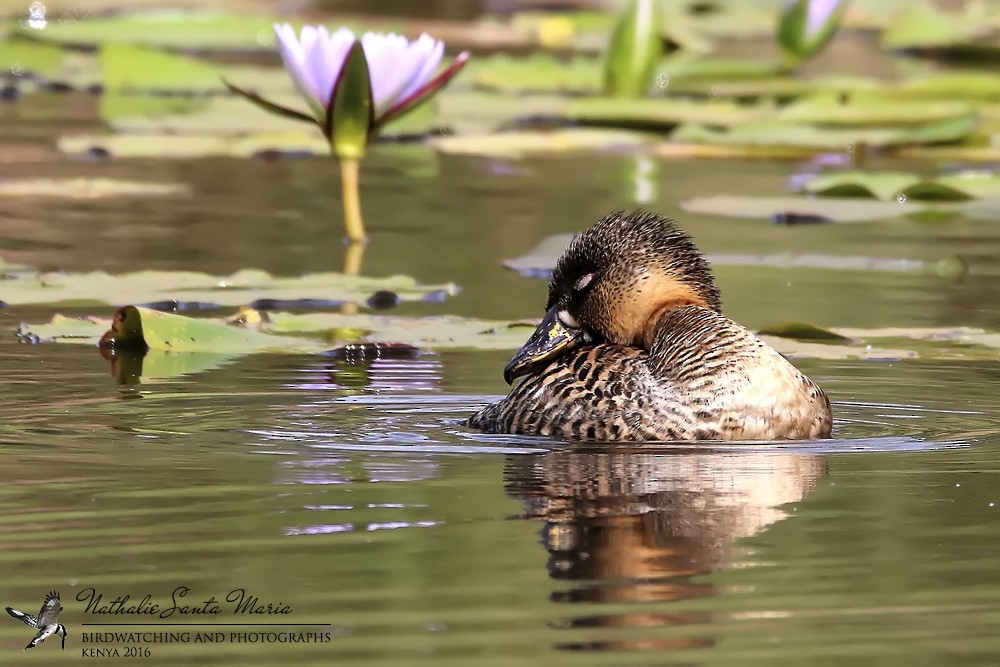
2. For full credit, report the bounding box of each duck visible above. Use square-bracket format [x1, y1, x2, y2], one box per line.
[467, 210, 832, 441]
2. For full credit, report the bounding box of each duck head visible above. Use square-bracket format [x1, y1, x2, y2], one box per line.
[504, 210, 722, 384]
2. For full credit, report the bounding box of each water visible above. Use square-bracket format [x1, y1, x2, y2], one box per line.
[3, 93, 1000, 664]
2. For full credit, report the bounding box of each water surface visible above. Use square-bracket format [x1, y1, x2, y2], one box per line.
[2, 93, 1000, 665]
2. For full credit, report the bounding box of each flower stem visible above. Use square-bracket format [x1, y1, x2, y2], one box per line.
[339, 158, 366, 242]
[340, 241, 365, 315]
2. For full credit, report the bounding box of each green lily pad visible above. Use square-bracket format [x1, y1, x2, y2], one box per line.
[778, 92, 975, 127]
[99, 43, 226, 93]
[671, 114, 977, 150]
[563, 97, 758, 130]
[429, 129, 653, 158]
[20, 308, 537, 353]
[757, 321, 853, 343]
[804, 170, 1000, 201]
[58, 132, 330, 158]
[502, 233, 966, 278]
[0, 38, 65, 78]
[880, 2, 1000, 58]
[470, 54, 601, 94]
[22, 309, 1000, 363]
[16, 12, 402, 52]
[680, 195, 935, 223]
[892, 71, 1000, 101]
[104, 305, 319, 353]
[0, 178, 190, 198]
[1, 268, 457, 308]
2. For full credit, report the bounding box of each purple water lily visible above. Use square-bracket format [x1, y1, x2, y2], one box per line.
[227, 24, 468, 144]
[225, 24, 470, 242]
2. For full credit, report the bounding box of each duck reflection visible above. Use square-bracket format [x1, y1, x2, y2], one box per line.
[504, 448, 825, 653]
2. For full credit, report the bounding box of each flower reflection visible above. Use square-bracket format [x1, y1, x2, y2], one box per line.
[504, 448, 826, 653]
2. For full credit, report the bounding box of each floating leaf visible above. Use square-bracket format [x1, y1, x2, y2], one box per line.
[99, 43, 224, 92]
[471, 54, 601, 94]
[757, 321, 853, 343]
[680, 195, 936, 223]
[16, 12, 400, 52]
[880, 2, 998, 56]
[21, 308, 538, 353]
[0, 38, 65, 78]
[672, 114, 977, 150]
[58, 132, 330, 158]
[564, 97, 757, 130]
[429, 129, 652, 158]
[503, 234, 966, 279]
[22, 309, 1000, 362]
[778, 92, 975, 127]
[804, 170, 1000, 201]
[892, 71, 1000, 101]
[1, 268, 457, 308]
[0, 178, 190, 198]
[101, 305, 319, 353]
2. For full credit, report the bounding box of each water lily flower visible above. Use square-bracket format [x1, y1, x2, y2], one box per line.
[777, 0, 848, 64]
[224, 25, 469, 242]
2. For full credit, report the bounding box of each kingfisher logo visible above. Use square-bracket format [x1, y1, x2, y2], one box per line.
[4, 590, 67, 651]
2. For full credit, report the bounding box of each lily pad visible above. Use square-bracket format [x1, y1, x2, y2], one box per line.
[99, 43, 226, 93]
[564, 97, 758, 131]
[892, 71, 1000, 101]
[778, 92, 975, 127]
[880, 2, 1000, 59]
[679, 195, 935, 223]
[58, 132, 330, 159]
[470, 54, 601, 94]
[16, 12, 400, 53]
[429, 129, 653, 158]
[803, 170, 1000, 201]
[503, 234, 967, 279]
[0, 178, 190, 198]
[102, 305, 319, 353]
[671, 114, 978, 150]
[757, 321, 853, 343]
[0, 38, 65, 79]
[21, 309, 1000, 363]
[20, 308, 537, 353]
[0, 268, 457, 308]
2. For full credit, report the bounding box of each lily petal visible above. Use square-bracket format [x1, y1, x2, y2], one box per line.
[806, 0, 844, 39]
[397, 36, 444, 104]
[273, 23, 323, 118]
[362, 32, 426, 117]
[376, 50, 469, 129]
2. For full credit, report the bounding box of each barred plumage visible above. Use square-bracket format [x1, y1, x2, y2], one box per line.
[468, 210, 832, 442]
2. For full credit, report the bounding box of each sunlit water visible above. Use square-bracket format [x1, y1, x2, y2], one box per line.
[2, 92, 1000, 665]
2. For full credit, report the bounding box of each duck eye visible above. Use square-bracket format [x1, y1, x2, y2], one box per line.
[573, 273, 595, 292]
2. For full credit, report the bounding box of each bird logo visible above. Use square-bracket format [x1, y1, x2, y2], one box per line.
[5, 590, 67, 651]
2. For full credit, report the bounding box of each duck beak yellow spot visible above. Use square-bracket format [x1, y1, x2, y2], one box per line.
[504, 305, 586, 384]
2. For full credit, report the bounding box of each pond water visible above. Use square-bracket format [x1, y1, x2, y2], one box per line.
[3, 93, 1000, 665]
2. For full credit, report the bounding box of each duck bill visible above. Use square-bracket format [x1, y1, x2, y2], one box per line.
[503, 306, 585, 385]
